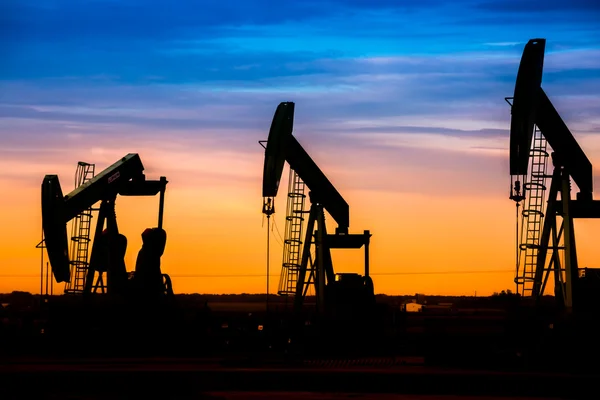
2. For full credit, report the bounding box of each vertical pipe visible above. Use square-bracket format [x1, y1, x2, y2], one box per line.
[364, 230, 370, 278]
[40, 228, 44, 297]
[45, 259, 49, 297]
[158, 177, 166, 230]
[266, 215, 270, 318]
[515, 202, 519, 294]
[316, 210, 325, 314]
[561, 170, 576, 311]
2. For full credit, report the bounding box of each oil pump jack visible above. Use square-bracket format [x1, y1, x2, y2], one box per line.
[508, 38, 600, 313]
[261, 102, 375, 320]
[42, 153, 173, 300]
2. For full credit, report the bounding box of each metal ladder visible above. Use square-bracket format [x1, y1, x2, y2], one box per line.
[65, 162, 96, 294]
[278, 168, 307, 295]
[516, 127, 549, 296]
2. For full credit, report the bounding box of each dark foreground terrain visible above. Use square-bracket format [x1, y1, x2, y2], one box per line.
[1, 356, 594, 399]
[2, 293, 599, 398]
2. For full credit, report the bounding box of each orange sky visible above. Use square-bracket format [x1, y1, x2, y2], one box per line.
[2, 2, 600, 298]
[2, 122, 600, 296]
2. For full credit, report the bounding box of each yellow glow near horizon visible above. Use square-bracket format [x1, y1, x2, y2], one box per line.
[1, 127, 599, 297]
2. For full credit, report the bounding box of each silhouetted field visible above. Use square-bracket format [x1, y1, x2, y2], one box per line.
[2, 290, 598, 375]
[2, 290, 600, 399]
[0, 289, 540, 311]
[3, 394, 565, 400]
[1, 360, 594, 399]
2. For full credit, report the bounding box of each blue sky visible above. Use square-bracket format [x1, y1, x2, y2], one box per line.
[1, 0, 599, 195]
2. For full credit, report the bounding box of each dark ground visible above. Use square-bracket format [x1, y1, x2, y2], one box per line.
[1, 292, 598, 399]
[0, 357, 594, 399]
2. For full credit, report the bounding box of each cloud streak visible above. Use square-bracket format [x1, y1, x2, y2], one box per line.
[1, 38, 598, 195]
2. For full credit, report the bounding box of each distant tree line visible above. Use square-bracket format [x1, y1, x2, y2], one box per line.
[0, 290, 554, 311]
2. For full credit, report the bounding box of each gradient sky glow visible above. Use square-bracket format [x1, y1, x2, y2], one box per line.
[1, 0, 600, 295]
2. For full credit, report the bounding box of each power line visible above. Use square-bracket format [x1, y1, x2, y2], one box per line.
[373, 270, 513, 276]
[0, 270, 513, 279]
[170, 270, 514, 278]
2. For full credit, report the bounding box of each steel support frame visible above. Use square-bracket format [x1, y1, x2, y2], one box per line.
[293, 201, 371, 315]
[533, 165, 600, 311]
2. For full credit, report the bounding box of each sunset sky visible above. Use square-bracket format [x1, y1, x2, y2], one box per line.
[1, 0, 599, 296]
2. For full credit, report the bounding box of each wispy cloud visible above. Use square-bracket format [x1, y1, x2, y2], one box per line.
[1, 0, 599, 201]
[475, 0, 600, 13]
